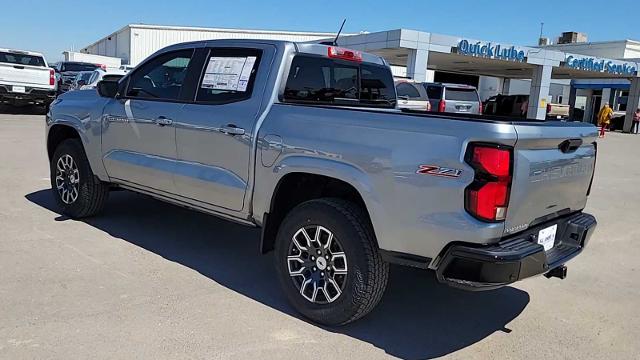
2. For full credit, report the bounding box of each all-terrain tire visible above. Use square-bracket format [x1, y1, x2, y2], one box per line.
[274, 198, 389, 325]
[50, 139, 109, 218]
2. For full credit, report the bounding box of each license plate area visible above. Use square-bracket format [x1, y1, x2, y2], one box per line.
[12, 86, 26, 93]
[537, 224, 558, 251]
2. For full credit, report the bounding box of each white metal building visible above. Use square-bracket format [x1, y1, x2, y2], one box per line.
[80, 24, 345, 66]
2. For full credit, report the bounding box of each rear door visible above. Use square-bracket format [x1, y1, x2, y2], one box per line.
[101, 48, 196, 194]
[444, 87, 480, 114]
[173, 44, 273, 213]
[505, 122, 598, 235]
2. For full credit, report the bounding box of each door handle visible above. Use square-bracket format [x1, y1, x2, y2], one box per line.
[155, 116, 173, 126]
[220, 124, 245, 136]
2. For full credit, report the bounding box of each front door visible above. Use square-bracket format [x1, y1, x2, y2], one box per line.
[101, 49, 196, 195]
[173, 45, 274, 213]
[590, 95, 602, 125]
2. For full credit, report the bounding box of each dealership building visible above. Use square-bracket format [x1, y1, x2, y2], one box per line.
[81, 24, 640, 132]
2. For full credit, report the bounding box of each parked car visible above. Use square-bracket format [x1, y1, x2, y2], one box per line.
[424, 82, 482, 114]
[47, 40, 598, 326]
[0, 48, 56, 109]
[68, 71, 94, 91]
[484, 94, 570, 119]
[79, 69, 127, 90]
[546, 103, 570, 119]
[53, 61, 102, 94]
[395, 80, 431, 111]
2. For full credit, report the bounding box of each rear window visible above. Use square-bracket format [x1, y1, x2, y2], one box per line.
[425, 85, 442, 100]
[77, 72, 93, 81]
[0, 51, 45, 67]
[102, 74, 124, 82]
[396, 82, 423, 99]
[284, 55, 396, 108]
[445, 88, 479, 102]
[62, 63, 99, 72]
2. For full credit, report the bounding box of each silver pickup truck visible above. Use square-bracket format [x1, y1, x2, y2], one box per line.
[46, 40, 598, 325]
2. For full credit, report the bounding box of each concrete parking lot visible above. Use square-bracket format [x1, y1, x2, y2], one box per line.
[0, 112, 639, 359]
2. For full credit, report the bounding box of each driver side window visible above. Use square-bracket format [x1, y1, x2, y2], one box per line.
[126, 49, 194, 101]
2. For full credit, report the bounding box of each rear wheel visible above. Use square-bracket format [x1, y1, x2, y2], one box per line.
[274, 198, 389, 325]
[50, 139, 109, 218]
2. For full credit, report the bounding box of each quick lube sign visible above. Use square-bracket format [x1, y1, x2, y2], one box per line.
[456, 39, 526, 62]
[565, 56, 637, 75]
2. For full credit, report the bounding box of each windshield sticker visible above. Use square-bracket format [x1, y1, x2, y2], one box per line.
[201, 56, 256, 92]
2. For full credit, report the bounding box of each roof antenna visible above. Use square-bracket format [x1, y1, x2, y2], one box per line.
[333, 19, 347, 46]
[321, 19, 347, 46]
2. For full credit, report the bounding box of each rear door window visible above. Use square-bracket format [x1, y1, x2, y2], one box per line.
[284, 55, 395, 108]
[0, 52, 45, 67]
[195, 48, 262, 104]
[445, 88, 479, 102]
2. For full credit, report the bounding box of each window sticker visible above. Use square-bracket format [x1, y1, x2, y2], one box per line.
[201, 56, 256, 92]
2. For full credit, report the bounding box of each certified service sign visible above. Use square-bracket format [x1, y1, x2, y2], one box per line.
[564, 56, 637, 76]
[456, 39, 526, 62]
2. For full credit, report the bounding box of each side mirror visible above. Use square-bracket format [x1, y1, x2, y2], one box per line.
[77, 80, 87, 86]
[97, 80, 119, 98]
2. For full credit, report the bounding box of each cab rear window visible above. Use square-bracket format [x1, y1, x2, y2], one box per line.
[283, 55, 396, 108]
[445, 88, 479, 102]
[62, 63, 99, 72]
[0, 51, 45, 67]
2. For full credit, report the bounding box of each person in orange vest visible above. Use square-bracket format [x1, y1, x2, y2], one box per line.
[597, 103, 614, 138]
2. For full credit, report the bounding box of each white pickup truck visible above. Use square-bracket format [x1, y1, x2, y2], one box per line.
[0, 48, 56, 109]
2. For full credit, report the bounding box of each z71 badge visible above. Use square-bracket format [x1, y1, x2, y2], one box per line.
[417, 165, 463, 178]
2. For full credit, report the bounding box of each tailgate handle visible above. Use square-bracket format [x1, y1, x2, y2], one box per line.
[13, 65, 24, 69]
[559, 139, 583, 153]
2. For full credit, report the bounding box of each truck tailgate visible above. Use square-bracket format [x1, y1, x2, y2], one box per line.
[0, 63, 51, 88]
[505, 122, 598, 235]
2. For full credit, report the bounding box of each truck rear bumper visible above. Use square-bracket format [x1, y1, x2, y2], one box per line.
[0, 85, 56, 105]
[435, 212, 596, 291]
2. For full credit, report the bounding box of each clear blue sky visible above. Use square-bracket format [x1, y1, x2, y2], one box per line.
[3, 0, 639, 62]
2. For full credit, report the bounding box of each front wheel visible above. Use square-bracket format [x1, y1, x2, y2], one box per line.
[274, 198, 389, 325]
[50, 139, 109, 218]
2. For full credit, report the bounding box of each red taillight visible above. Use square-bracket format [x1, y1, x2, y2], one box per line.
[97, 63, 107, 70]
[327, 47, 362, 62]
[465, 144, 512, 222]
[546, 103, 551, 113]
[49, 69, 55, 86]
[479, 102, 484, 114]
[438, 99, 446, 112]
[471, 146, 511, 177]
